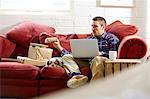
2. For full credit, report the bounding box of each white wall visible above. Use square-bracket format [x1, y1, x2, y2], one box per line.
[146, 0, 150, 45]
[0, 0, 148, 39]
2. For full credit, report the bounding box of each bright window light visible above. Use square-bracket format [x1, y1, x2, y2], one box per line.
[0, 0, 71, 14]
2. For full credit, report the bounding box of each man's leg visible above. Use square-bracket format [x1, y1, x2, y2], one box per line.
[62, 54, 88, 88]
[90, 56, 108, 81]
[62, 54, 81, 76]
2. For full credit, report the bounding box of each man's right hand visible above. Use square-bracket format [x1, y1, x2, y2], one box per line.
[45, 37, 63, 52]
[99, 52, 103, 56]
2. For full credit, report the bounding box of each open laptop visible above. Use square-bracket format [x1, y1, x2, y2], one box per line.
[70, 39, 99, 58]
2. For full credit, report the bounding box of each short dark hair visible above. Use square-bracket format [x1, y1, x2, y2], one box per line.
[92, 16, 106, 25]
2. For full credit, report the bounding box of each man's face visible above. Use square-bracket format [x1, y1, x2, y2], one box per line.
[91, 21, 105, 36]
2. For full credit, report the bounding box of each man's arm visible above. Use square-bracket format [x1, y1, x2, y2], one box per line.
[45, 37, 71, 56]
[108, 35, 120, 51]
[103, 33, 120, 58]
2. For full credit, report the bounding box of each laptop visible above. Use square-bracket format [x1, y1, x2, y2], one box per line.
[70, 39, 99, 58]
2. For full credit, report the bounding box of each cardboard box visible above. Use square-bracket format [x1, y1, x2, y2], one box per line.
[28, 43, 53, 60]
[17, 56, 48, 66]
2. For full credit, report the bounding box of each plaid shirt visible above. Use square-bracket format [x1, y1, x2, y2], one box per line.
[61, 32, 119, 58]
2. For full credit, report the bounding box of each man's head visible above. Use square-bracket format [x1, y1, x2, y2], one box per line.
[92, 16, 107, 37]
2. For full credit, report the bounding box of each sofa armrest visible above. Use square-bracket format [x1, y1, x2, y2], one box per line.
[0, 36, 16, 58]
[0, 58, 21, 62]
[117, 35, 148, 59]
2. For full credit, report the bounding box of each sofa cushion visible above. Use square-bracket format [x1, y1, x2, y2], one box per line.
[40, 67, 69, 79]
[6, 21, 55, 48]
[39, 33, 79, 56]
[0, 62, 39, 80]
[40, 66, 91, 79]
[117, 36, 148, 59]
[106, 20, 138, 40]
[10, 45, 29, 58]
[77, 34, 91, 39]
[0, 36, 16, 58]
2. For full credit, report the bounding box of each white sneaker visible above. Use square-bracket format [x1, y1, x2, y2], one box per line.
[67, 75, 88, 88]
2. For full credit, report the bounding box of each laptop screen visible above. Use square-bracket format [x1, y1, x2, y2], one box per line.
[70, 39, 99, 58]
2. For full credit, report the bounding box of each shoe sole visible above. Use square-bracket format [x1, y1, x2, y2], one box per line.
[67, 76, 88, 88]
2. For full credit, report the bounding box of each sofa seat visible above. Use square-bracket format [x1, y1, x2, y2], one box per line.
[40, 66, 91, 79]
[39, 66, 92, 95]
[0, 62, 40, 98]
[0, 78, 38, 98]
[40, 67, 69, 79]
[0, 62, 39, 79]
[39, 79, 68, 95]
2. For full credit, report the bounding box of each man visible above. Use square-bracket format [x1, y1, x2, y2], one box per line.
[45, 16, 119, 88]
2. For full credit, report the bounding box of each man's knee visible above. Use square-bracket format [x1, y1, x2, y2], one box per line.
[93, 56, 102, 61]
[62, 54, 73, 60]
[92, 56, 108, 63]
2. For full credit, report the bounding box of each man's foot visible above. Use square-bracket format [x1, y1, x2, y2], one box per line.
[67, 75, 88, 88]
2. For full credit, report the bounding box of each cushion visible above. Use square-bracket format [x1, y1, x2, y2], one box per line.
[39, 33, 78, 44]
[6, 21, 55, 48]
[106, 20, 138, 40]
[0, 62, 39, 80]
[39, 33, 79, 56]
[117, 36, 148, 59]
[77, 34, 91, 39]
[40, 67, 69, 79]
[0, 36, 16, 58]
[40, 66, 91, 79]
[51, 40, 71, 57]
[10, 45, 28, 58]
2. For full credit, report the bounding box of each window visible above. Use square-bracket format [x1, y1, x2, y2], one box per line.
[0, 0, 71, 14]
[97, 0, 135, 8]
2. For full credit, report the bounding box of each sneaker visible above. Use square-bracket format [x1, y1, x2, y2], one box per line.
[67, 75, 88, 88]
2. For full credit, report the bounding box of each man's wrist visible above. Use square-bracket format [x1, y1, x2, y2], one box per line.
[57, 46, 63, 52]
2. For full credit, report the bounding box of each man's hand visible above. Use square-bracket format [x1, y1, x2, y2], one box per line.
[45, 37, 63, 52]
[99, 52, 102, 56]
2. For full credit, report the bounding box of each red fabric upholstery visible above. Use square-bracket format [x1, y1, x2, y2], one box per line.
[77, 34, 91, 39]
[0, 36, 16, 58]
[6, 21, 55, 47]
[40, 67, 69, 79]
[0, 79, 38, 98]
[106, 20, 138, 40]
[39, 79, 67, 95]
[118, 36, 148, 59]
[39, 33, 79, 56]
[40, 66, 91, 79]
[10, 45, 29, 58]
[39, 66, 92, 95]
[0, 62, 39, 80]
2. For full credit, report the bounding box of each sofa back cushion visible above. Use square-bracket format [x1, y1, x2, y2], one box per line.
[6, 21, 55, 48]
[39, 33, 79, 56]
[0, 36, 16, 58]
[106, 20, 138, 40]
[10, 45, 29, 58]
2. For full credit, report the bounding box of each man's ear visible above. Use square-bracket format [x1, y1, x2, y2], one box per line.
[101, 24, 106, 29]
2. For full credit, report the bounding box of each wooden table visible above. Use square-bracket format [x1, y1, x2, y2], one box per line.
[105, 59, 141, 76]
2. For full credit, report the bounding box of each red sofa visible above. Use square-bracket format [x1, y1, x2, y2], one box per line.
[0, 20, 148, 98]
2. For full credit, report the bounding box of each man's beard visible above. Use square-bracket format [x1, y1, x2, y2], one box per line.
[92, 31, 104, 38]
